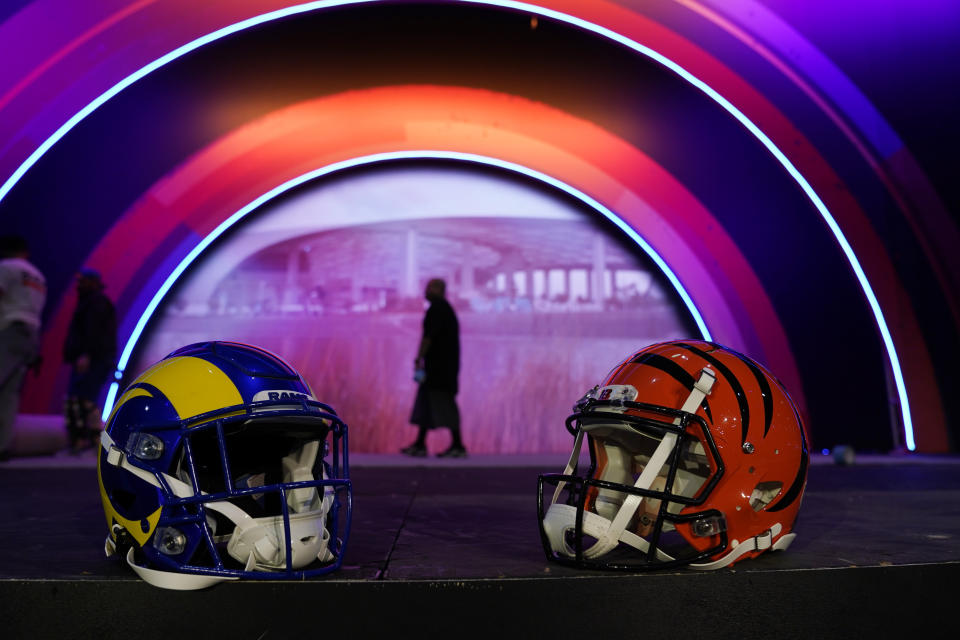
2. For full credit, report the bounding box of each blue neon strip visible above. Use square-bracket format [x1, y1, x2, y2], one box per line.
[0, 0, 909, 446]
[102, 382, 121, 422]
[102, 150, 713, 420]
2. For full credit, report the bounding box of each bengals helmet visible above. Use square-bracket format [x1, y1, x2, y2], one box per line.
[538, 340, 808, 570]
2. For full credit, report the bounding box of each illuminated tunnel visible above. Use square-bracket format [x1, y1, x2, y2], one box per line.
[1, 0, 957, 453]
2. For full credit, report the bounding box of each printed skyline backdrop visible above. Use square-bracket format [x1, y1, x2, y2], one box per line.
[131, 166, 693, 453]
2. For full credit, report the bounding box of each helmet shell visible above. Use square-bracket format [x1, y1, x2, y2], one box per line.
[601, 340, 808, 563]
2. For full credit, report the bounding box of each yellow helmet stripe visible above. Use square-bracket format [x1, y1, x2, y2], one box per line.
[125, 355, 243, 421]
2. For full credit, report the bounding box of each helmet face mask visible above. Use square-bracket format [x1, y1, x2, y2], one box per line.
[98, 342, 351, 589]
[539, 340, 808, 571]
[539, 398, 729, 570]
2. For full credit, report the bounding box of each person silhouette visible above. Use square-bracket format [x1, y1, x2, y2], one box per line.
[0, 235, 46, 461]
[403, 278, 467, 458]
[63, 268, 116, 453]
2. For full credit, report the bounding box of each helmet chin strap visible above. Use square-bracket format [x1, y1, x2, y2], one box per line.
[542, 503, 675, 561]
[544, 368, 717, 561]
[542, 502, 790, 567]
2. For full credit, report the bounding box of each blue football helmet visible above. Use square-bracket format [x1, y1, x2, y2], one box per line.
[98, 341, 351, 589]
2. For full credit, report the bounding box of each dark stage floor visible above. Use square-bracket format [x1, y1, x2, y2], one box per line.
[1, 452, 958, 637]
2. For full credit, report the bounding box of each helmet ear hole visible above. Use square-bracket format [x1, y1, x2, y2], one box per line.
[749, 481, 783, 511]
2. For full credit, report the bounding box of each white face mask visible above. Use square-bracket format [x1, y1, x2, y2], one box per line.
[542, 372, 718, 564]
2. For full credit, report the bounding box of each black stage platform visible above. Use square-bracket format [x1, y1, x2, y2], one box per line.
[1, 452, 958, 638]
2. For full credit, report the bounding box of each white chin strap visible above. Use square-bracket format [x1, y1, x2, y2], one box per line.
[542, 503, 674, 562]
[101, 432, 335, 590]
[543, 503, 792, 569]
[226, 441, 334, 571]
[543, 368, 793, 569]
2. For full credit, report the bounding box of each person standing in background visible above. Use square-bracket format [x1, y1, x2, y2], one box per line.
[403, 278, 467, 458]
[0, 235, 46, 461]
[63, 268, 116, 453]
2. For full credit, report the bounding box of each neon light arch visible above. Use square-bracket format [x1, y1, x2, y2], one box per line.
[0, 0, 931, 449]
[77, 85, 794, 421]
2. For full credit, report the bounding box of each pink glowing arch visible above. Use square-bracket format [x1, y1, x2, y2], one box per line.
[0, 0, 947, 449]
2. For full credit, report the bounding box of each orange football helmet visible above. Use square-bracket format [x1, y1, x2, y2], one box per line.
[538, 340, 808, 570]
